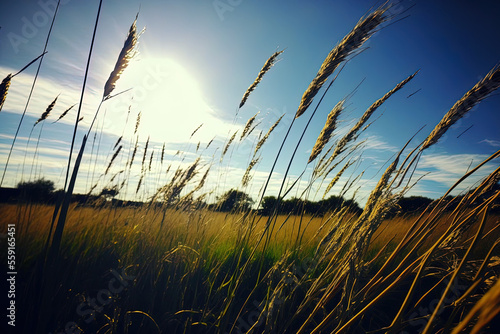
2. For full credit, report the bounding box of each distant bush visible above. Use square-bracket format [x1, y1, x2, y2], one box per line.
[215, 189, 254, 212]
[260, 195, 361, 216]
[16, 178, 55, 203]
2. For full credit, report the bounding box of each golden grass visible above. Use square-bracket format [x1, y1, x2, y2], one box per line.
[34, 95, 58, 126]
[4, 202, 495, 264]
[254, 114, 284, 154]
[221, 130, 238, 160]
[0, 52, 46, 112]
[239, 50, 284, 109]
[308, 100, 344, 163]
[0, 74, 12, 112]
[240, 111, 259, 140]
[422, 65, 500, 150]
[369, 211, 500, 256]
[103, 15, 140, 100]
[295, 7, 388, 118]
[317, 71, 418, 175]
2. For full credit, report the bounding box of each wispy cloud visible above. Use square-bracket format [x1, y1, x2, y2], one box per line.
[479, 139, 500, 147]
[361, 135, 398, 152]
[0, 65, 97, 126]
[414, 153, 498, 194]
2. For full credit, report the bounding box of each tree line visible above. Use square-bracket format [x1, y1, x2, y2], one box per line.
[3, 179, 499, 215]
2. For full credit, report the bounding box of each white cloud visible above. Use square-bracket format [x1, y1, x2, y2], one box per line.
[412, 153, 498, 195]
[479, 139, 500, 147]
[360, 135, 398, 152]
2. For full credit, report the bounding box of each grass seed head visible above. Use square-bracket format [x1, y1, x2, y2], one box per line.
[239, 50, 284, 109]
[242, 157, 260, 187]
[240, 111, 259, 140]
[130, 136, 139, 168]
[103, 16, 140, 99]
[309, 100, 344, 163]
[221, 130, 238, 160]
[295, 8, 388, 118]
[106, 145, 122, 175]
[422, 66, 500, 150]
[35, 95, 58, 126]
[134, 112, 141, 134]
[52, 103, 77, 124]
[149, 151, 154, 171]
[0, 74, 13, 112]
[191, 123, 204, 138]
[255, 114, 285, 154]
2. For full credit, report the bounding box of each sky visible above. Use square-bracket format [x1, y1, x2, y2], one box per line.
[0, 0, 499, 206]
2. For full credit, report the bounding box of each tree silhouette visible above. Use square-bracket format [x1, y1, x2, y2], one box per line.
[217, 189, 254, 212]
[396, 196, 434, 213]
[16, 178, 55, 202]
[260, 196, 278, 215]
[100, 186, 119, 199]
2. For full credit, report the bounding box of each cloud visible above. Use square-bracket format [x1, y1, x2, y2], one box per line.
[360, 135, 398, 152]
[0, 60, 250, 195]
[413, 153, 498, 194]
[0, 65, 98, 127]
[479, 139, 500, 147]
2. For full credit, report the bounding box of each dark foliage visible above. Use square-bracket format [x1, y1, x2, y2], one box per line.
[215, 189, 254, 212]
[260, 195, 361, 216]
[16, 178, 55, 203]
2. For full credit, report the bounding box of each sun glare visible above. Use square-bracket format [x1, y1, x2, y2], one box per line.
[113, 57, 230, 143]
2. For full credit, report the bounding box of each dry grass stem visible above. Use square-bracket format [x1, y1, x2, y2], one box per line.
[319, 71, 417, 172]
[451, 277, 500, 334]
[239, 50, 284, 109]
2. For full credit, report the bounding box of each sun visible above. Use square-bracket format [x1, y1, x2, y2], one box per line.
[110, 57, 231, 144]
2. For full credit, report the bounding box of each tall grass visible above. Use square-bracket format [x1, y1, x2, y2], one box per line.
[1, 3, 500, 334]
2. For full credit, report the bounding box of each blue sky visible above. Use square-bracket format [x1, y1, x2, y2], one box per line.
[1, 0, 499, 205]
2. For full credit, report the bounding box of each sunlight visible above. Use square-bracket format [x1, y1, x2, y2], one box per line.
[112, 57, 232, 143]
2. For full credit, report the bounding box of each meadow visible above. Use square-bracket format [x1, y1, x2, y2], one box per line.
[1, 3, 500, 334]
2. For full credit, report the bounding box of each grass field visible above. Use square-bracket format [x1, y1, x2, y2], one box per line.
[1, 199, 500, 333]
[1, 3, 500, 334]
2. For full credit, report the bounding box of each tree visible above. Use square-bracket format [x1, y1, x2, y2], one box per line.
[397, 196, 434, 213]
[16, 178, 55, 202]
[100, 186, 119, 200]
[260, 196, 278, 215]
[217, 189, 254, 212]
